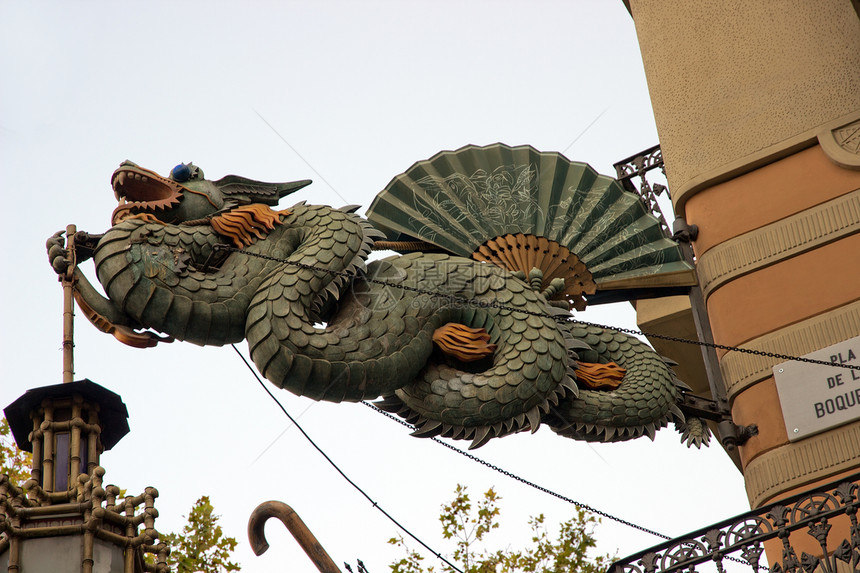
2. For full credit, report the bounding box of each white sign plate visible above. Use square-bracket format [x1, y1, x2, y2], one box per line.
[774, 334, 860, 442]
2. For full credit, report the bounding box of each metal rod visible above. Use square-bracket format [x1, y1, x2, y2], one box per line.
[82, 530, 95, 573]
[70, 401, 82, 486]
[248, 501, 341, 573]
[8, 536, 20, 573]
[30, 415, 42, 488]
[42, 406, 55, 494]
[16, 501, 92, 517]
[62, 224, 77, 383]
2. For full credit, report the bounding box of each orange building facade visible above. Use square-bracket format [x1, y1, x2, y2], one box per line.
[627, 0, 860, 512]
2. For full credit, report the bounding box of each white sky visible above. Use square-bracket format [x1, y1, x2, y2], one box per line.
[1, 2, 749, 572]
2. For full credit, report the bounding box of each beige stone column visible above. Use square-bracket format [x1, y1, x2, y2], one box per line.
[628, 0, 860, 508]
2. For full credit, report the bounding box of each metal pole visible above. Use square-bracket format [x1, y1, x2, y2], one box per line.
[62, 224, 76, 383]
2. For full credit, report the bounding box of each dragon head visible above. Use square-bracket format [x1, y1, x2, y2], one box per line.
[110, 160, 311, 225]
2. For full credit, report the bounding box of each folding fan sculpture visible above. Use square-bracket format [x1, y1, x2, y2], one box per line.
[367, 144, 696, 310]
[47, 144, 707, 449]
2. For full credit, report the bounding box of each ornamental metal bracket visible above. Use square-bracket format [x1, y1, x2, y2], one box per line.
[671, 218, 698, 243]
[678, 391, 758, 451]
[613, 144, 671, 236]
[718, 420, 759, 451]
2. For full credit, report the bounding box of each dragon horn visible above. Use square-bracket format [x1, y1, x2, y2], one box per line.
[214, 175, 313, 205]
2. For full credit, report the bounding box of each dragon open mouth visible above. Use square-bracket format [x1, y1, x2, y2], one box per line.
[111, 161, 184, 225]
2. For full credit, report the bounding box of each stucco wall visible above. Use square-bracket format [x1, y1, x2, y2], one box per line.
[630, 0, 860, 212]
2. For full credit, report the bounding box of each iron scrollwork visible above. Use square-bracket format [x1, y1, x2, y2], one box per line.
[614, 144, 671, 237]
[608, 473, 860, 573]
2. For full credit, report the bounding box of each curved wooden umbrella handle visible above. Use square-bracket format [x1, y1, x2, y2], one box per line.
[247, 500, 342, 573]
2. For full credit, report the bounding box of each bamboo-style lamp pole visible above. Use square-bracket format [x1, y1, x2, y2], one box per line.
[62, 224, 76, 383]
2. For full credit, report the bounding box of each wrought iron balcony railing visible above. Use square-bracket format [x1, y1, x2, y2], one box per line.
[607, 471, 860, 573]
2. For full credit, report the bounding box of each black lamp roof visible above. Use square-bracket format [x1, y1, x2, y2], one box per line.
[4, 379, 130, 452]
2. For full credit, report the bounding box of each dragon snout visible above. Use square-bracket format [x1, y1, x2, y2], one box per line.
[110, 161, 185, 225]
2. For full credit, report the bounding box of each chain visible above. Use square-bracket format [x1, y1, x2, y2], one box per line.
[217, 244, 860, 372]
[363, 400, 762, 569]
[362, 401, 671, 540]
[233, 346, 464, 573]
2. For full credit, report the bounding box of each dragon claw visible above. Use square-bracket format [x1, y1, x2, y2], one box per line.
[47, 231, 70, 275]
[46, 229, 100, 276]
[51, 255, 70, 275]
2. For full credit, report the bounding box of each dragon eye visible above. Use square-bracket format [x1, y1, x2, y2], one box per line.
[171, 163, 191, 182]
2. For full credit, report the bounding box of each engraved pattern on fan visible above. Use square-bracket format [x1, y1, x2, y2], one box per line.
[472, 234, 596, 310]
[411, 163, 543, 245]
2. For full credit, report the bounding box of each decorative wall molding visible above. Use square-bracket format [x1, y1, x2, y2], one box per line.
[744, 419, 860, 507]
[720, 299, 860, 400]
[673, 109, 860, 212]
[698, 188, 860, 300]
[819, 116, 860, 170]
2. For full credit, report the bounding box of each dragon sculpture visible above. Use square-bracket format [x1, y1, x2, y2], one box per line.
[47, 151, 710, 449]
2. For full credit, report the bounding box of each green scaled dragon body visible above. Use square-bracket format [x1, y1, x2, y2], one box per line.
[47, 159, 707, 449]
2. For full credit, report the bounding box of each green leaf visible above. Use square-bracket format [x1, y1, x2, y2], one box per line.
[163, 496, 241, 573]
[1, 417, 32, 486]
[389, 484, 611, 573]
